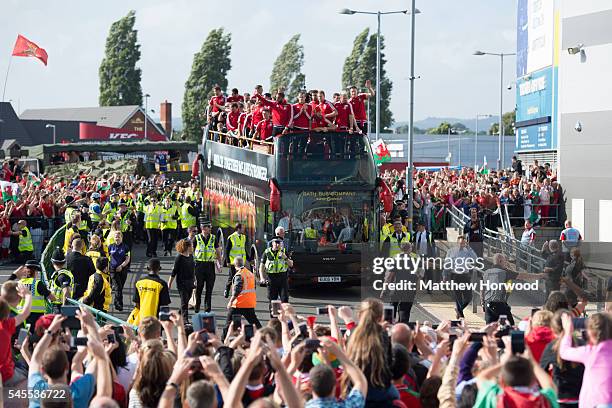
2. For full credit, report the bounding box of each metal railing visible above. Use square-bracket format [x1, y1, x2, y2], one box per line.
[41, 224, 134, 329]
[207, 130, 275, 154]
[502, 203, 561, 228]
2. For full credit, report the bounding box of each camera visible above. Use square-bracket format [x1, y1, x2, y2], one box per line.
[574, 121, 582, 132]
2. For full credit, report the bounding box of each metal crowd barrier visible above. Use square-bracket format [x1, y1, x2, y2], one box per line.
[502, 203, 561, 227]
[40, 224, 135, 329]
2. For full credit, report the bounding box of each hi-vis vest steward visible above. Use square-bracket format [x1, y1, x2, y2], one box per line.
[194, 234, 216, 262]
[82, 271, 112, 312]
[180, 203, 196, 229]
[388, 233, 411, 258]
[119, 211, 131, 232]
[18, 277, 48, 314]
[304, 226, 318, 239]
[144, 204, 161, 229]
[64, 207, 76, 224]
[89, 202, 102, 222]
[18, 227, 33, 252]
[263, 248, 288, 274]
[231, 267, 256, 308]
[228, 232, 246, 263]
[160, 205, 178, 230]
[50, 268, 74, 304]
[86, 249, 105, 268]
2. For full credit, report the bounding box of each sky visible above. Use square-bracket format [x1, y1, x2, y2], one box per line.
[0, 0, 517, 124]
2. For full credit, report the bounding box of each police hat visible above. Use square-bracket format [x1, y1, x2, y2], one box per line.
[118, 199, 127, 206]
[91, 192, 101, 199]
[111, 192, 119, 198]
[199, 218, 211, 227]
[65, 196, 75, 205]
[51, 248, 66, 264]
[24, 260, 41, 271]
[271, 236, 283, 243]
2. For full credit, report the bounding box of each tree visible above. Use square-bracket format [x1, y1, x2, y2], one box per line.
[396, 124, 424, 134]
[489, 110, 516, 136]
[355, 33, 393, 130]
[99, 10, 143, 106]
[342, 28, 369, 89]
[182, 28, 232, 142]
[270, 34, 305, 101]
[426, 122, 453, 135]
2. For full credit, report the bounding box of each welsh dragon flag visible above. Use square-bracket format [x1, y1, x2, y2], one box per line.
[0, 181, 19, 203]
[479, 156, 489, 175]
[371, 139, 391, 165]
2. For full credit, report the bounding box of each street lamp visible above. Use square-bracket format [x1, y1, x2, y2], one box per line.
[474, 114, 493, 168]
[45, 124, 56, 144]
[144, 93, 151, 140]
[473, 50, 515, 170]
[340, 6, 420, 142]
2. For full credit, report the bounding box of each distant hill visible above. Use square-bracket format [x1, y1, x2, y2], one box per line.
[395, 116, 498, 132]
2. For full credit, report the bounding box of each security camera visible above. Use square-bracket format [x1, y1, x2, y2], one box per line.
[568, 44, 584, 55]
[574, 121, 582, 132]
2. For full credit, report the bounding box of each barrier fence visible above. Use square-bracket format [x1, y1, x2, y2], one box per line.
[40, 224, 134, 329]
[446, 204, 610, 311]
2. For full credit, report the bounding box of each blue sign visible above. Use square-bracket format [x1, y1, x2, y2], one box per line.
[516, 123, 554, 151]
[516, 67, 553, 122]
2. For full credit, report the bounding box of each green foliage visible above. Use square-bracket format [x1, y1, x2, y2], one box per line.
[342, 28, 369, 89]
[395, 124, 424, 134]
[354, 33, 394, 130]
[270, 35, 305, 101]
[182, 28, 232, 142]
[99, 10, 143, 106]
[426, 122, 453, 135]
[489, 110, 516, 135]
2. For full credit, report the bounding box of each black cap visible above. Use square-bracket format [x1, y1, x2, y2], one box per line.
[51, 248, 66, 263]
[24, 260, 41, 271]
[65, 196, 74, 205]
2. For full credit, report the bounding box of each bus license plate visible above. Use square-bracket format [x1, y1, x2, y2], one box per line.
[318, 276, 341, 283]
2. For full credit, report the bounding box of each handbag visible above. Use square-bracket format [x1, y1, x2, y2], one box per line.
[188, 289, 197, 309]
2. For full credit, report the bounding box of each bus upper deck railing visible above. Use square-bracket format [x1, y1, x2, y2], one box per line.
[207, 130, 275, 154]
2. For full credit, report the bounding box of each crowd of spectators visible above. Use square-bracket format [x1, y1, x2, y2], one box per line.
[1, 291, 610, 408]
[380, 157, 562, 235]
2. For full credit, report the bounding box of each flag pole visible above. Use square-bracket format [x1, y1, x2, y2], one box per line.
[2, 55, 13, 102]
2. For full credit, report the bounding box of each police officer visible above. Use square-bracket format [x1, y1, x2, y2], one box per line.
[193, 219, 221, 313]
[103, 193, 120, 222]
[9, 261, 56, 331]
[11, 220, 33, 263]
[226, 256, 262, 328]
[49, 248, 74, 306]
[117, 199, 134, 249]
[89, 192, 103, 231]
[63, 196, 77, 224]
[383, 219, 411, 258]
[144, 196, 162, 258]
[160, 195, 179, 256]
[180, 198, 197, 238]
[259, 237, 293, 307]
[81, 257, 112, 312]
[224, 223, 249, 298]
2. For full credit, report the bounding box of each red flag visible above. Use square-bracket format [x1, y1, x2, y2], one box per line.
[11, 34, 48, 66]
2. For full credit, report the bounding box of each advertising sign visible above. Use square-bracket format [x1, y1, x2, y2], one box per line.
[517, 0, 554, 77]
[516, 67, 553, 123]
[79, 122, 166, 142]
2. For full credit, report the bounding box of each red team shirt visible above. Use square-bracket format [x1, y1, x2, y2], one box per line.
[209, 95, 226, 113]
[317, 100, 337, 126]
[255, 119, 274, 140]
[349, 93, 368, 122]
[251, 105, 264, 125]
[255, 94, 293, 127]
[226, 111, 240, 131]
[227, 95, 244, 103]
[238, 112, 252, 134]
[334, 102, 354, 129]
[292, 103, 312, 129]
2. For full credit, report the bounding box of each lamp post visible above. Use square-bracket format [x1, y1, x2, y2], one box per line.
[144, 93, 151, 140]
[45, 124, 56, 144]
[340, 7, 420, 141]
[473, 50, 515, 170]
[474, 114, 492, 168]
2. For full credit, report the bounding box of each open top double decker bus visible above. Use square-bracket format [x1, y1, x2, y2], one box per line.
[200, 128, 381, 287]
